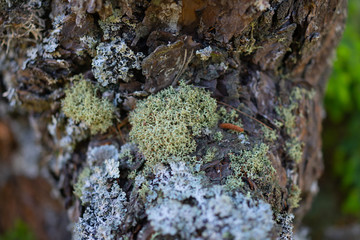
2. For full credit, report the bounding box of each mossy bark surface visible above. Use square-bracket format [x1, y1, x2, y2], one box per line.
[0, 0, 347, 239]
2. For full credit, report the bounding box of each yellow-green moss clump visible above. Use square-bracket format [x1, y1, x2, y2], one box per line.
[129, 84, 219, 165]
[62, 79, 114, 134]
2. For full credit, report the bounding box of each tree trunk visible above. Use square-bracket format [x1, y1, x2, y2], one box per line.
[0, 0, 347, 239]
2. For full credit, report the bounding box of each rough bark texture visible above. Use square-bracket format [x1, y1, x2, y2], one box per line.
[0, 0, 347, 239]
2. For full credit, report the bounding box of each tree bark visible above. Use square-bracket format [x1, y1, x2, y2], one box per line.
[0, 0, 347, 239]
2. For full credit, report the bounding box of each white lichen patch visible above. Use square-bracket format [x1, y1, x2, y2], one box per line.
[92, 37, 144, 86]
[143, 162, 275, 240]
[254, 0, 271, 11]
[42, 14, 66, 55]
[47, 116, 89, 171]
[196, 46, 213, 61]
[73, 145, 126, 240]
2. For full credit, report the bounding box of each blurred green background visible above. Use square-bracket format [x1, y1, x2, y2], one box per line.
[304, 0, 360, 239]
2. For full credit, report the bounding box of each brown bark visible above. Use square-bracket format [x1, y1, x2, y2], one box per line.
[0, 0, 347, 239]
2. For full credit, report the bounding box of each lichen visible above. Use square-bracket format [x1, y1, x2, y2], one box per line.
[226, 143, 276, 191]
[275, 87, 315, 135]
[203, 147, 217, 163]
[129, 83, 219, 168]
[254, 0, 270, 11]
[62, 77, 115, 134]
[99, 9, 125, 40]
[288, 184, 302, 209]
[218, 107, 243, 126]
[262, 125, 278, 142]
[92, 37, 144, 86]
[213, 131, 224, 141]
[0, 1, 45, 55]
[79, 35, 99, 57]
[285, 139, 304, 163]
[140, 162, 275, 240]
[276, 213, 295, 239]
[73, 145, 127, 240]
[47, 116, 89, 171]
[42, 14, 66, 56]
[196, 46, 213, 61]
[73, 167, 91, 198]
[276, 87, 314, 164]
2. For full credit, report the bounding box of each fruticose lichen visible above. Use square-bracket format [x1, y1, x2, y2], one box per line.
[276, 87, 315, 135]
[73, 145, 126, 240]
[275, 87, 315, 164]
[129, 84, 219, 167]
[92, 37, 144, 86]
[288, 184, 302, 209]
[285, 139, 304, 164]
[226, 143, 276, 191]
[62, 77, 115, 134]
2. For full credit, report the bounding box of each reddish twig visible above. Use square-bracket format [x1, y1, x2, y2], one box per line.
[219, 123, 244, 132]
[217, 101, 273, 130]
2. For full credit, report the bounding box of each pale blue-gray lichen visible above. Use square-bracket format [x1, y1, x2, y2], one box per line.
[73, 145, 127, 240]
[92, 37, 144, 86]
[138, 161, 275, 240]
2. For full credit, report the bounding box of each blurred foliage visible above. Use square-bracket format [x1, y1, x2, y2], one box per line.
[324, 0, 360, 216]
[0, 220, 35, 240]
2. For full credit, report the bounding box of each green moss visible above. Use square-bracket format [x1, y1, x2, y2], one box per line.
[288, 184, 302, 209]
[129, 83, 219, 167]
[226, 143, 276, 191]
[0, 220, 35, 240]
[62, 77, 115, 134]
[285, 139, 304, 163]
[74, 167, 91, 198]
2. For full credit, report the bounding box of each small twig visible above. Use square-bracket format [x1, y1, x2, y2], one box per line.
[217, 100, 273, 130]
[219, 123, 244, 132]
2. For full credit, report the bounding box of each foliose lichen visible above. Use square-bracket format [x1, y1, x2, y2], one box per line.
[276, 213, 295, 239]
[129, 83, 219, 167]
[138, 162, 275, 240]
[99, 9, 125, 41]
[73, 145, 127, 240]
[62, 77, 115, 134]
[92, 37, 144, 86]
[47, 116, 89, 170]
[196, 46, 213, 61]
